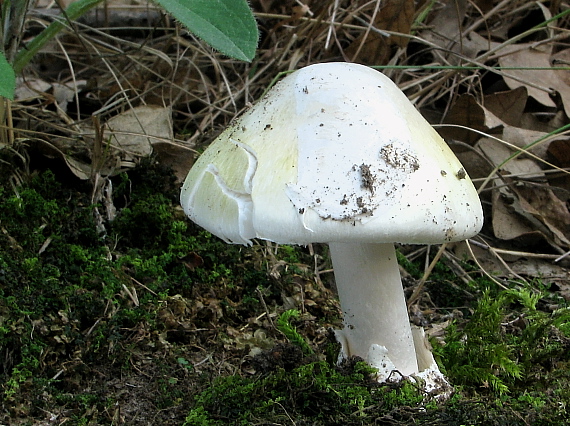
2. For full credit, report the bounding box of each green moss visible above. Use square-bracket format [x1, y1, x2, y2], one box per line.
[396, 249, 422, 279]
[436, 285, 570, 417]
[0, 159, 275, 415]
[276, 309, 314, 355]
[277, 244, 303, 264]
[184, 360, 424, 425]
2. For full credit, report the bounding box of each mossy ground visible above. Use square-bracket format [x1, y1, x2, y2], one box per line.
[0, 149, 569, 425]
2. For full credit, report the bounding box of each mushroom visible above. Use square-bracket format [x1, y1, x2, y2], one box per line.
[180, 63, 483, 390]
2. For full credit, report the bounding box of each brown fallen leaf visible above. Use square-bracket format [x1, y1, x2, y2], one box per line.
[105, 105, 173, 161]
[511, 182, 570, 248]
[443, 90, 569, 161]
[441, 94, 503, 144]
[483, 86, 527, 128]
[478, 136, 570, 249]
[545, 139, 570, 194]
[498, 44, 557, 108]
[491, 182, 545, 244]
[153, 141, 196, 184]
[345, 0, 415, 64]
[547, 139, 570, 168]
[420, 0, 473, 63]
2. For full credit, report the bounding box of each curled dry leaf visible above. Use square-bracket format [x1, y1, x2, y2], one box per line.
[479, 137, 570, 249]
[57, 105, 175, 180]
[510, 183, 570, 248]
[491, 183, 543, 243]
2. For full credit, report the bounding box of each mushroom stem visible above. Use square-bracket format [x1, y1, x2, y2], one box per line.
[329, 242, 419, 376]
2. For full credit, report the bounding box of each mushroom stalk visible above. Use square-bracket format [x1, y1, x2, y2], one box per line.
[329, 242, 418, 376]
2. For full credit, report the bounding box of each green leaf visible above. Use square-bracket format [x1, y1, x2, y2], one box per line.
[155, 0, 258, 62]
[0, 53, 15, 100]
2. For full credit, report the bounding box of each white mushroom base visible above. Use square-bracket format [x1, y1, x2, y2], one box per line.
[336, 327, 452, 398]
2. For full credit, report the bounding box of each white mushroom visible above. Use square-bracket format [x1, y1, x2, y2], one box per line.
[180, 62, 483, 391]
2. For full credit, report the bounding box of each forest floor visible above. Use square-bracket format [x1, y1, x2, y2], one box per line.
[2, 0, 570, 424]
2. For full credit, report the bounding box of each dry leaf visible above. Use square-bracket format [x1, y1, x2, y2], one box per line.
[441, 94, 503, 144]
[511, 183, 570, 248]
[64, 155, 94, 180]
[105, 105, 173, 160]
[501, 126, 553, 159]
[489, 173, 570, 249]
[497, 43, 570, 117]
[545, 139, 570, 194]
[346, 0, 415, 64]
[443, 90, 569, 162]
[547, 139, 570, 167]
[15, 78, 51, 101]
[498, 44, 557, 108]
[491, 184, 542, 243]
[483, 87, 527, 128]
[420, 0, 471, 63]
[38, 105, 174, 179]
[477, 137, 568, 247]
[152, 141, 195, 184]
[478, 137, 544, 178]
[550, 49, 570, 85]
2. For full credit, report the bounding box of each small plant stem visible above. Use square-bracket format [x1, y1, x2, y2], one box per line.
[0, 98, 14, 145]
[3, 0, 31, 63]
[13, 0, 104, 74]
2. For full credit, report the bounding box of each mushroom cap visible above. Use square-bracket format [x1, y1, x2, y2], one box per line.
[181, 62, 483, 245]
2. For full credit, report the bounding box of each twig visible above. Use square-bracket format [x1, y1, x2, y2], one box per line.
[407, 243, 447, 307]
